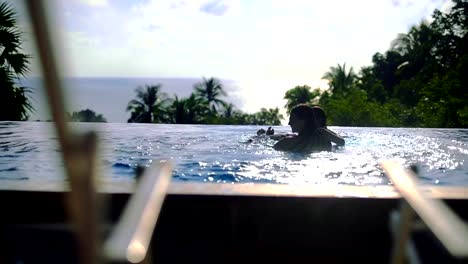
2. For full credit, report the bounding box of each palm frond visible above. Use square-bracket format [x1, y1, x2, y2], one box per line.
[5, 53, 30, 75]
[126, 99, 144, 111]
[0, 2, 17, 28]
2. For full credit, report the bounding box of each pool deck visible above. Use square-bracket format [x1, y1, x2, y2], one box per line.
[1, 181, 468, 263]
[1, 180, 468, 199]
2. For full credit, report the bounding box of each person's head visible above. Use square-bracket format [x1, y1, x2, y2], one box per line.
[311, 106, 327, 128]
[288, 104, 327, 134]
[288, 104, 319, 133]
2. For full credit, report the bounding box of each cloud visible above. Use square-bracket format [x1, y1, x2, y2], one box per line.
[13, 0, 452, 118]
[29, 0, 449, 81]
[170, 1, 187, 9]
[200, 0, 229, 16]
[142, 24, 161, 32]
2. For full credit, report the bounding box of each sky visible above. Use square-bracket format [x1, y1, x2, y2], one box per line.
[11, 0, 451, 121]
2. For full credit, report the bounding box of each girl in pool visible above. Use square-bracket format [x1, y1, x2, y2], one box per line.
[259, 104, 344, 152]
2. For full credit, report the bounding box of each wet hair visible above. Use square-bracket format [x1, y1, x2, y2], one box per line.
[290, 104, 314, 121]
[311, 106, 327, 128]
[290, 104, 327, 130]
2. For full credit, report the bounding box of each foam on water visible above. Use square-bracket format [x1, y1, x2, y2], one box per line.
[0, 122, 467, 185]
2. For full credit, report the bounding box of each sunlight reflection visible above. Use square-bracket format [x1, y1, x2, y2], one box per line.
[1, 123, 466, 185]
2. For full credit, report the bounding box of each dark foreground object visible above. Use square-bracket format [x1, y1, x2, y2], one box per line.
[0, 190, 467, 263]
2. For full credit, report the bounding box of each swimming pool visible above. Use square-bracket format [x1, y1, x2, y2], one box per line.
[0, 121, 467, 185]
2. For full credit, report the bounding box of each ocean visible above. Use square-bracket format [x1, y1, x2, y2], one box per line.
[18, 77, 245, 123]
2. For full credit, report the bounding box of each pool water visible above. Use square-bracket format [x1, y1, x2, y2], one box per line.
[0, 122, 467, 185]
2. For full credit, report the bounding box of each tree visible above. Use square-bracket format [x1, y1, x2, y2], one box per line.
[391, 22, 438, 104]
[316, 1, 468, 127]
[283, 85, 320, 114]
[168, 94, 209, 124]
[391, 22, 434, 58]
[0, 2, 33, 121]
[370, 51, 405, 97]
[431, 0, 468, 69]
[126, 84, 169, 123]
[194, 77, 227, 113]
[320, 87, 399, 127]
[68, 109, 107, 122]
[254, 107, 283, 125]
[322, 63, 356, 95]
[356, 66, 387, 103]
[416, 56, 468, 127]
[170, 95, 186, 124]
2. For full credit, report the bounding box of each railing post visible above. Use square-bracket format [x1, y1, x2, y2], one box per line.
[391, 201, 415, 264]
[24, 1, 102, 263]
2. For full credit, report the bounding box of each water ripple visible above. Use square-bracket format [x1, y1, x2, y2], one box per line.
[0, 122, 467, 185]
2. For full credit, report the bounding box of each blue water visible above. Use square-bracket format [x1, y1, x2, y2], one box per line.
[0, 122, 467, 186]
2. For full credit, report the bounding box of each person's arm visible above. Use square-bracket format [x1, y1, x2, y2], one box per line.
[257, 127, 287, 141]
[255, 127, 293, 142]
[247, 127, 278, 144]
[273, 136, 297, 151]
[269, 133, 287, 140]
[318, 128, 345, 146]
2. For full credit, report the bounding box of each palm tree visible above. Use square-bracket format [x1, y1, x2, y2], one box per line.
[194, 77, 227, 113]
[391, 22, 434, 56]
[126, 84, 169, 123]
[255, 107, 284, 125]
[322, 63, 356, 94]
[169, 93, 210, 124]
[170, 95, 186, 124]
[223, 103, 235, 119]
[283, 85, 320, 114]
[391, 22, 436, 80]
[0, 2, 33, 121]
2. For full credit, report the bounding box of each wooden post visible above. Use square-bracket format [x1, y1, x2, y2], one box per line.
[391, 201, 415, 264]
[24, 1, 101, 263]
[382, 160, 468, 258]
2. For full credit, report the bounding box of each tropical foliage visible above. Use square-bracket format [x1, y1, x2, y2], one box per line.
[283, 85, 320, 114]
[126, 77, 284, 125]
[310, 0, 468, 127]
[322, 63, 356, 95]
[254, 107, 284, 125]
[168, 94, 210, 124]
[67, 109, 107, 122]
[194, 77, 227, 113]
[0, 2, 33, 121]
[127, 84, 169, 123]
[120, 1, 466, 128]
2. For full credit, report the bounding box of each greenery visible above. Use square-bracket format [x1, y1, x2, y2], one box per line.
[126, 77, 284, 125]
[283, 85, 320, 114]
[0, 2, 33, 121]
[194, 77, 227, 113]
[3, 0, 465, 127]
[306, 0, 468, 128]
[125, 1, 467, 128]
[67, 109, 107, 122]
[127, 84, 170, 123]
[322, 63, 356, 95]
